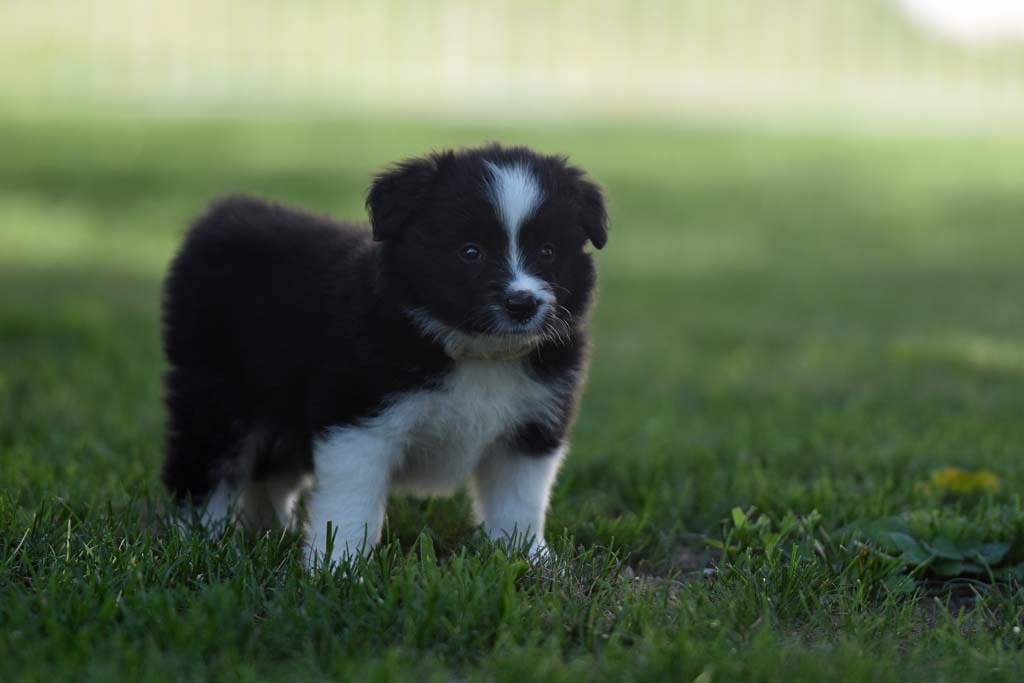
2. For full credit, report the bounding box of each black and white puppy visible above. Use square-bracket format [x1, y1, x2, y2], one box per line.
[161, 144, 607, 568]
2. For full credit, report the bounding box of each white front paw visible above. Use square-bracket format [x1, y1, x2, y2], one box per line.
[530, 536, 550, 559]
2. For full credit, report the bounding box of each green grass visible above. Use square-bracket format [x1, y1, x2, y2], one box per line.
[2, 118, 1024, 681]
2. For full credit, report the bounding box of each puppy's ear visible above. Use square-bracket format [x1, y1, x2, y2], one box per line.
[574, 175, 609, 250]
[366, 153, 449, 242]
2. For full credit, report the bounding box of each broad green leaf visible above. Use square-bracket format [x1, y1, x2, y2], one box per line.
[972, 542, 1010, 565]
[931, 559, 983, 576]
[887, 532, 931, 565]
[931, 559, 964, 576]
[928, 537, 966, 560]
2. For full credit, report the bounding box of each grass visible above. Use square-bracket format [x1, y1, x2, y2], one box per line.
[2, 117, 1024, 681]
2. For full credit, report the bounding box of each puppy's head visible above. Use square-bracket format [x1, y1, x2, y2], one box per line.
[367, 144, 607, 360]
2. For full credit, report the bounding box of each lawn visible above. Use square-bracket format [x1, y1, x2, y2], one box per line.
[2, 118, 1024, 681]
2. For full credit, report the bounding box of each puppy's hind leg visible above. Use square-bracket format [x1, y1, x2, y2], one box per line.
[165, 444, 248, 536]
[234, 431, 315, 533]
[163, 444, 241, 536]
[241, 471, 315, 533]
[162, 368, 251, 534]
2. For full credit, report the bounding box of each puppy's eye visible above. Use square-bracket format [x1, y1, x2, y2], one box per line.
[458, 243, 484, 263]
[539, 243, 556, 262]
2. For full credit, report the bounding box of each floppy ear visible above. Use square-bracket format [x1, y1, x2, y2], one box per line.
[574, 175, 609, 249]
[365, 154, 446, 242]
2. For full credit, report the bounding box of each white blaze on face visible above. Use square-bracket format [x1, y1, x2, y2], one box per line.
[484, 161, 553, 304]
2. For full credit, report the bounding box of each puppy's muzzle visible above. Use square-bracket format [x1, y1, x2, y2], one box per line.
[504, 290, 541, 322]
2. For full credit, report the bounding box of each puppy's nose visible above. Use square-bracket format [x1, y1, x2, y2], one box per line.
[504, 291, 540, 321]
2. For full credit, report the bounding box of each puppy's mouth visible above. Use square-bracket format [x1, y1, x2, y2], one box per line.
[493, 302, 550, 334]
[406, 305, 569, 361]
[449, 305, 552, 360]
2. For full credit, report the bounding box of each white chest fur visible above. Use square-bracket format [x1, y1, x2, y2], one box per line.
[383, 359, 560, 494]
[306, 358, 569, 565]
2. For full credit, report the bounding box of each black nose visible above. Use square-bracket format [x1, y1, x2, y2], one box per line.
[504, 291, 540, 321]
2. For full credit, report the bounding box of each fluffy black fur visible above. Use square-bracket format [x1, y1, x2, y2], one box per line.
[161, 144, 607, 507]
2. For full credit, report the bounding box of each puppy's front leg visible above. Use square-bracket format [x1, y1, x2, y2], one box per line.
[306, 426, 395, 570]
[471, 443, 567, 555]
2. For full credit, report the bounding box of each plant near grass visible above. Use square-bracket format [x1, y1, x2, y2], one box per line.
[710, 505, 1024, 600]
[707, 507, 908, 602]
[841, 513, 1024, 585]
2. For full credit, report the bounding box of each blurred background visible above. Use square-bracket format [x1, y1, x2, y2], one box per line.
[2, 1, 1024, 549]
[3, 0, 1024, 127]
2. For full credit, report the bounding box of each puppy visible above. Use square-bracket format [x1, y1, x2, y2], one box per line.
[161, 143, 607, 568]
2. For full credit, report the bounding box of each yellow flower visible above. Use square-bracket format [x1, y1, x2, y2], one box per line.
[926, 467, 1001, 495]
